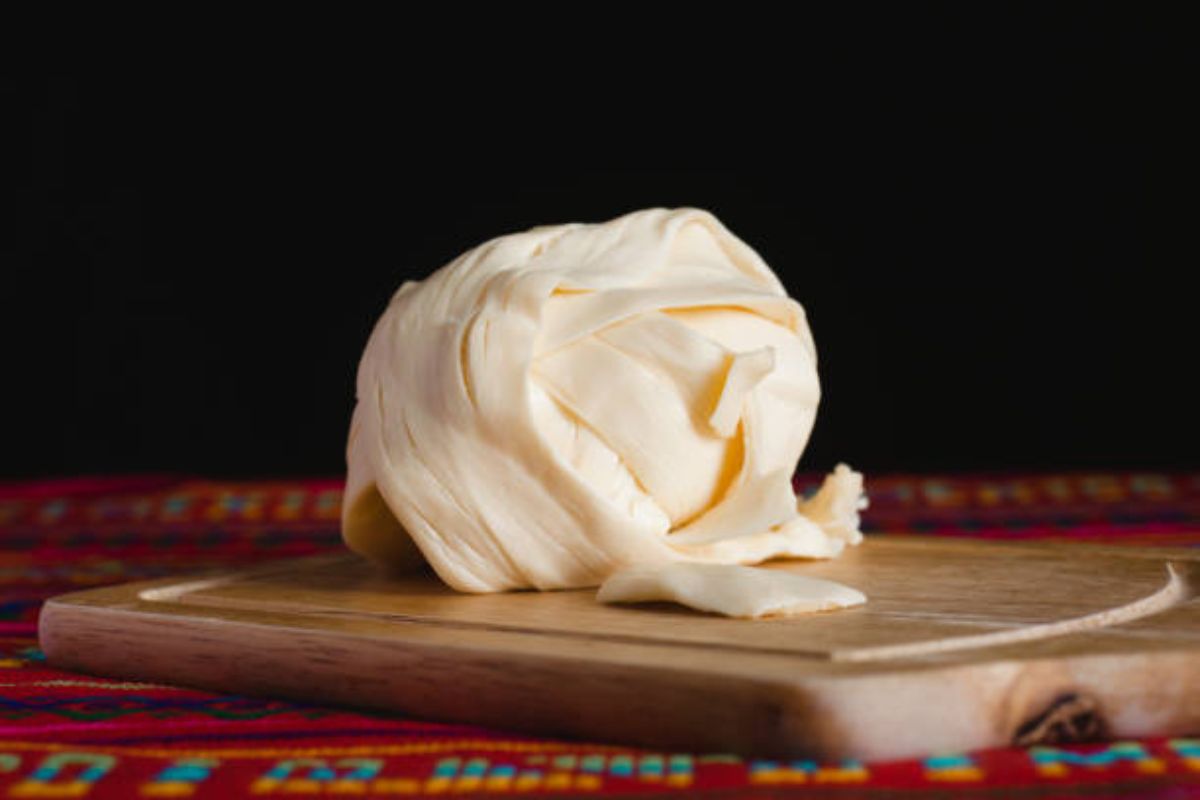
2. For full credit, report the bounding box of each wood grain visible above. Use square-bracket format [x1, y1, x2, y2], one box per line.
[38, 537, 1200, 761]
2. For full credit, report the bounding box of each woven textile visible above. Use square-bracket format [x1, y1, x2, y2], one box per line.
[1, 473, 1198, 797]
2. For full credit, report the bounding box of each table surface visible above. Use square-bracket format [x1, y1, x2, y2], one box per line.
[2, 472, 1199, 797]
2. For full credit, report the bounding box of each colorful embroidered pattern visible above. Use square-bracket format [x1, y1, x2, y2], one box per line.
[1, 473, 1198, 797]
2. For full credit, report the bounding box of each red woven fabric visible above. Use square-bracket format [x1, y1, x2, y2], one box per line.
[2, 473, 1199, 797]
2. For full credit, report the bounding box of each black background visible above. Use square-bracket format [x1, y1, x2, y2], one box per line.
[6, 11, 1194, 479]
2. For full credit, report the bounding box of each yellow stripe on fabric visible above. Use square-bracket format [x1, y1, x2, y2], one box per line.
[0, 740, 632, 761]
[0, 680, 171, 690]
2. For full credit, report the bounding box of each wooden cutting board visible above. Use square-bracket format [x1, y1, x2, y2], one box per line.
[39, 537, 1200, 762]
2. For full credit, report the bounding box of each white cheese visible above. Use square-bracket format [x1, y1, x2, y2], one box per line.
[343, 208, 867, 614]
[597, 563, 867, 619]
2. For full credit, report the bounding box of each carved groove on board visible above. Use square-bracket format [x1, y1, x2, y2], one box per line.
[139, 577, 239, 603]
[134, 559, 1193, 664]
[139, 587, 829, 659]
[832, 563, 1190, 663]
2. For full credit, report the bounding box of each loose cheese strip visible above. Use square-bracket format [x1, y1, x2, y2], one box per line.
[597, 563, 867, 619]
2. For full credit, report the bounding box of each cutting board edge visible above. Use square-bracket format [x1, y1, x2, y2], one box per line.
[38, 587, 1200, 762]
[38, 596, 849, 758]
